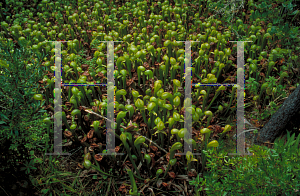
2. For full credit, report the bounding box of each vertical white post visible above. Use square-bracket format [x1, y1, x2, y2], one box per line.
[228, 41, 252, 156]
[47, 41, 70, 156]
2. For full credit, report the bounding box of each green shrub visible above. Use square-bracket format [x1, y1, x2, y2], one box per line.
[202, 131, 300, 195]
[0, 38, 47, 173]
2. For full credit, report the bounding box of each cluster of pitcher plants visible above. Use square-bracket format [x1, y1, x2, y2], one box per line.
[1, 0, 300, 194]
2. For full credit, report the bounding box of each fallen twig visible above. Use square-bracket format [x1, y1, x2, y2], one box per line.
[105, 178, 112, 196]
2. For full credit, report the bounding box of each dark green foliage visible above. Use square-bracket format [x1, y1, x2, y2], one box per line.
[207, 0, 300, 47]
[0, 38, 48, 173]
[201, 131, 300, 195]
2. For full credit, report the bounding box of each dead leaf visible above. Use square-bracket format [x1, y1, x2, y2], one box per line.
[81, 64, 89, 69]
[78, 163, 84, 169]
[162, 182, 168, 187]
[208, 125, 223, 133]
[82, 71, 90, 76]
[115, 146, 120, 153]
[90, 143, 99, 148]
[168, 172, 176, 178]
[140, 123, 147, 127]
[83, 42, 89, 48]
[97, 71, 104, 78]
[260, 58, 266, 65]
[87, 130, 94, 139]
[132, 113, 142, 122]
[166, 153, 170, 162]
[88, 146, 94, 152]
[143, 62, 150, 69]
[278, 58, 284, 65]
[150, 145, 158, 152]
[64, 130, 72, 138]
[81, 136, 87, 143]
[126, 78, 134, 86]
[119, 184, 127, 193]
[149, 153, 155, 158]
[94, 154, 103, 162]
